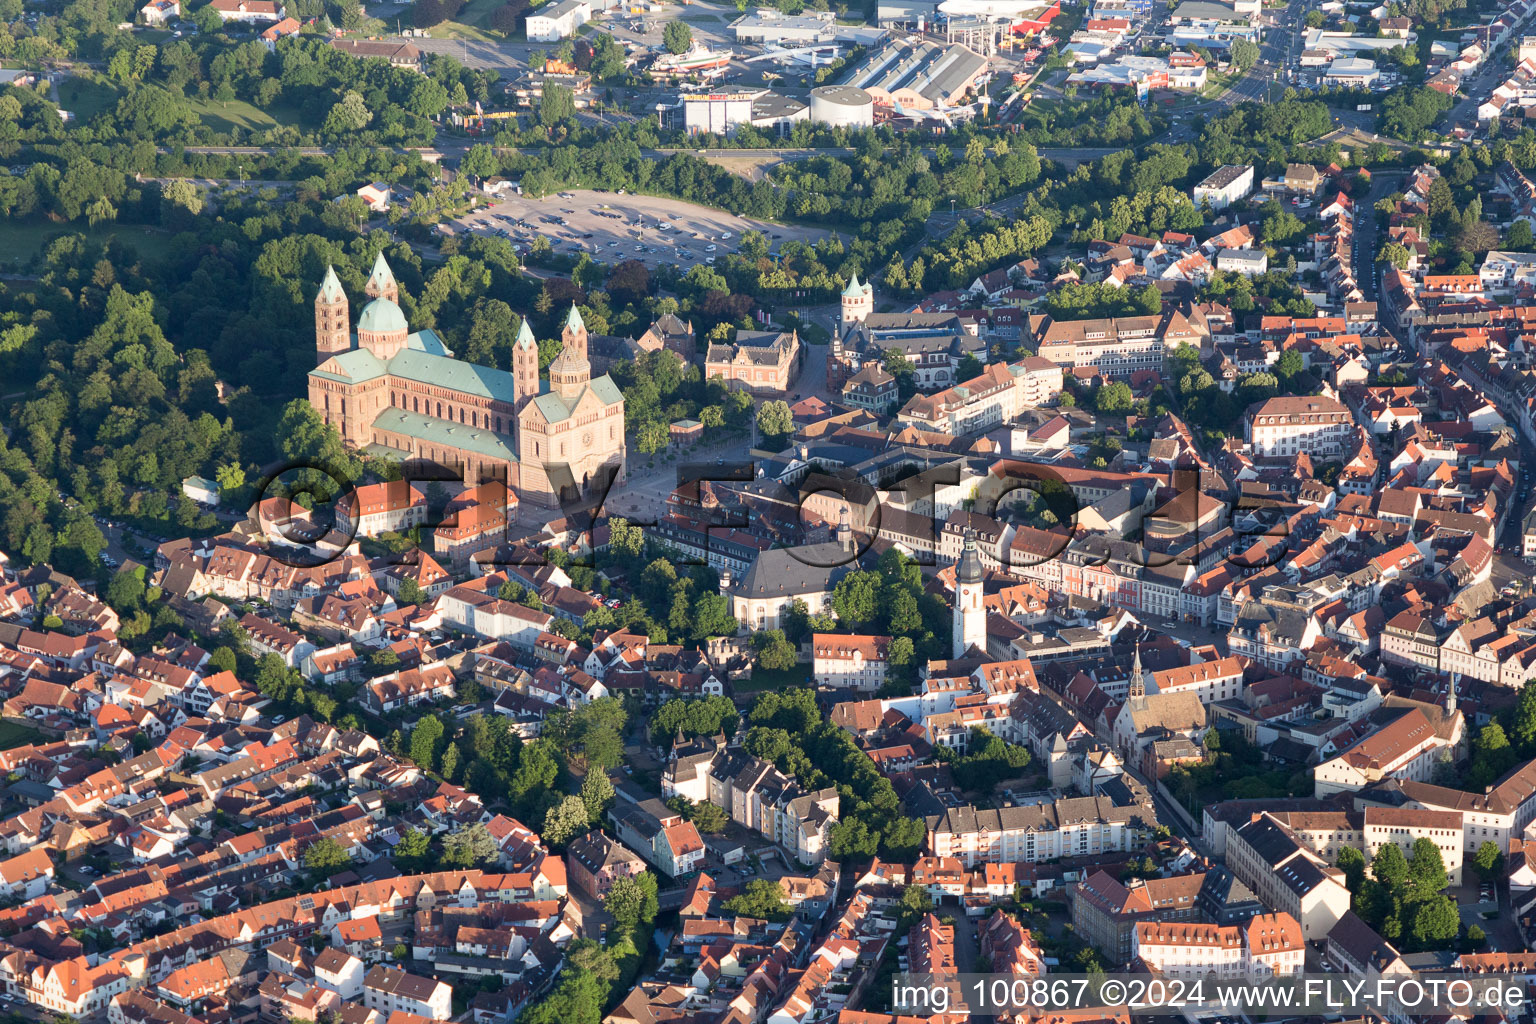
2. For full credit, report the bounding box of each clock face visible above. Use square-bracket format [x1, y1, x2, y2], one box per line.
[583, 431, 593, 447]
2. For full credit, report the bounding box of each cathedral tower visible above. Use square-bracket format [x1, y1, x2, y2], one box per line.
[512, 317, 540, 411]
[952, 528, 985, 659]
[366, 251, 399, 304]
[315, 264, 351, 363]
[549, 304, 592, 405]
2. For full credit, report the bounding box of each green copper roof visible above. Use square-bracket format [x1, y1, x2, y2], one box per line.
[368, 251, 396, 293]
[318, 264, 345, 304]
[372, 407, 519, 463]
[565, 303, 585, 334]
[408, 328, 452, 357]
[358, 297, 408, 335]
[312, 348, 386, 383]
[842, 273, 865, 298]
[530, 374, 623, 423]
[515, 319, 537, 349]
[387, 348, 520, 404]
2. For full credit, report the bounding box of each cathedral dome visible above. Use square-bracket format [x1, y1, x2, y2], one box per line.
[358, 297, 408, 336]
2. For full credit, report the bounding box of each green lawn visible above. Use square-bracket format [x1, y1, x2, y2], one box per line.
[733, 665, 812, 693]
[56, 77, 119, 121]
[184, 96, 282, 133]
[426, 19, 504, 39]
[455, 0, 507, 26]
[0, 720, 41, 751]
[0, 221, 180, 269]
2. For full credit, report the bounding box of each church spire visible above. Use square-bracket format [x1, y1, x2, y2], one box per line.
[314, 264, 350, 362]
[366, 251, 398, 303]
[512, 316, 539, 409]
[318, 264, 345, 305]
[550, 303, 591, 405]
[1129, 642, 1145, 699]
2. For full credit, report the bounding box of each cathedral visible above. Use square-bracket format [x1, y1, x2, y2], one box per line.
[307, 252, 626, 509]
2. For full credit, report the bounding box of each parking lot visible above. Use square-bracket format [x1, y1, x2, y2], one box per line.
[447, 189, 830, 271]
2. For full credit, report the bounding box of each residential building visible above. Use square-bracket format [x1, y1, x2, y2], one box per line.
[812, 633, 891, 692]
[1225, 813, 1351, 940]
[925, 791, 1156, 869]
[1243, 395, 1353, 458]
[1193, 165, 1254, 211]
[525, 0, 589, 40]
[361, 967, 452, 1021]
[1071, 870, 1204, 963]
[208, 0, 283, 21]
[1027, 309, 1210, 379]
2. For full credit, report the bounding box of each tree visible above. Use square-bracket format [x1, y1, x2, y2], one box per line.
[86, 197, 116, 228]
[302, 837, 351, 877]
[1407, 837, 1447, 898]
[1230, 37, 1260, 69]
[1261, 202, 1305, 244]
[692, 592, 737, 639]
[541, 794, 593, 847]
[105, 566, 147, 613]
[1516, 685, 1536, 751]
[604, 872, 659, 931]
[663, 20, 693, 54]
[162, 179, 203, 216]
[1473, 840, 1505, 883]
[1096, 381, 1133, 415]
[461, 144, 498, 180]
[897, 883, 934, 927]
[439, 744, 461, 781]
[1408, 895, 1460, 950]
[539, 84, 576, 128]
[580, 771, 614, 822]
[832, 571, 881, 627]
[689, 799, 729, 833]
[753, 628, 798, 671]
[1337, 845, 1367, 893]
[489, 0, 529, 34]
[1372, 842, 1409, 891]
[637, 421, 670, 455]
[324, 91, 371, 134]
[440, 822, 498, 868]
[567, 939, 620, 985]
[756, 400, 793, 446]
[410, 716, 444, 772]
[724, 879, 793, 921]
[394, 826, 432, 871]
[397, 577, 425, 606]
[1507, 220, 1534, 251]
[1377, 241, 1411, 269]
[1458, 220, 1499, 254]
